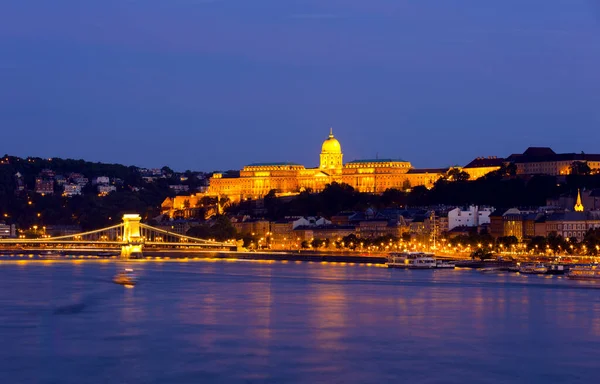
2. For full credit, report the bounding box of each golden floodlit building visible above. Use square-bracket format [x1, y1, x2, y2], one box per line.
[207, 129, 451, 202]
[163, 129, 454, 216]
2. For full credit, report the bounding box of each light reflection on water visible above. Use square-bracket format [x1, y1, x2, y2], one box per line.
[1, 261, 600, 383]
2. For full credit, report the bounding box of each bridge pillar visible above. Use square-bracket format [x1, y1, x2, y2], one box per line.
[121, 214, 143, 258]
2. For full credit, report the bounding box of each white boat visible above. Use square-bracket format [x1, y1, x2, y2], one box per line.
[566, 266, 600, 281]
[387, 252, 434, 268]
[407, 256, 437, 269]
[436, 260, 455, 269]
[519, 264, 548, 275]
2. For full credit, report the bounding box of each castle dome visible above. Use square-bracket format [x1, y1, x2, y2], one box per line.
[321, 128, 342, 154]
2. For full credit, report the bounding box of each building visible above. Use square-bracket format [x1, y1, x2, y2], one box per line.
[462, 157, 504, 179]
[93, 176, 110, 185]
[14, 172, 25, 194]
[294, 225, 356, 243]
[63, 183, 82, 197]
[500, 208, 537, 241]
[169, 185, 190, 193]
[54, 175, 67, 186]
[0, 223, 16, 238]
[489, 209, 506, 238]
[163, 129, 461, 214]
[547, 189, 600, 212]
[270, 218, 299, 249]
[35, 177, 54, 195]
[543, 212, 600, 241]
[447, 206, 493, 231]
[231, 218, 271, 238]
[40, 169, 55, 178]
[97, 184, 117, 196]
[425, 210, 449, 239]
[506, 147, 600, 176]
[269, 216, 333, 248]
[139, 168, 163, 176]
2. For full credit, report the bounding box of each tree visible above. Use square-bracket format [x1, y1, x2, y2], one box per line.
[447, 167, 470, 182]
[380, 188, 405, 207]
[264, 189, 279, 218]
[200, 196, 217, 206]
[161, 166, 174, 177]
[471, 248, 494, 261]
[570, 161, 591, 176]
[311, 238, 329, 248]
[488, 163, 517, 179]
[583, 229, 600, 255]
[547, 232, 567, 254]
[187, 225, 211, 239]
[497, 236, 518, 247]
[210, 215, 237, 241]
[342, 234, 359, 249]
[527, 236, 547, 252]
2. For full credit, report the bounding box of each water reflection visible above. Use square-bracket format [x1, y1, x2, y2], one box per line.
[2, 262, 600, 383]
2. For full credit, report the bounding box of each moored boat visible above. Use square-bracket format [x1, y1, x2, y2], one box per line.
[436, 260, 455, 269]
[456, 259, 516, 270]
[519, 263, 548, 275]
[387, 252, 433, 268]
[407, 256, 437, 269]
[546, 264, 569, 275]
[566, 266, 600, 281]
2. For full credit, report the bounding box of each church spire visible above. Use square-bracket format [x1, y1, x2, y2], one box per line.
[329, 127, 334, 138]
[574, 189, 584, 212]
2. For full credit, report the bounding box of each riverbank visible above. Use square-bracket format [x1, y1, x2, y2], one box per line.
[0, 249, 388, 264]
[1, 247, 596, 265]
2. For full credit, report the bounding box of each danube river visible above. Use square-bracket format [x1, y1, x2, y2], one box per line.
[1, 259, 600, 383]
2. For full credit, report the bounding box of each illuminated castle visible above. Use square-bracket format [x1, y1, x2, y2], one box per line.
[163, 129, 452, 214]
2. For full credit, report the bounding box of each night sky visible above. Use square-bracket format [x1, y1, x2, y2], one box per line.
[1, 0, 599, 171]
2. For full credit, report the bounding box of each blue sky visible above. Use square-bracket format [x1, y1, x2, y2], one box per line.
[1, 0, 599, 171]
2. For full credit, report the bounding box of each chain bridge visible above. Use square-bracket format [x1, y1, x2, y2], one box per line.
[0, 214, 237, 257]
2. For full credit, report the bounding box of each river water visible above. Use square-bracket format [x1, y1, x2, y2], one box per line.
[1, 259, 600, 383]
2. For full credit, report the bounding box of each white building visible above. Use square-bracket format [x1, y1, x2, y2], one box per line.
[169, 185, 190, 193]
[63, 183, 82, 197]
[74, 177, 88, 186]
[0, 223, 16, 238]
[93, 176, 110, 185]
[97, 184, 117, 196]
[448, 206, 494, 230]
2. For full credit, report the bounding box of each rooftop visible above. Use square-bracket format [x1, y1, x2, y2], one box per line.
[246, 162, 303, 167]
[506, 147, 600, 163]
[463, 157, 505, 168]
[347, 158, 407, 164]
[406, 168, 450, 174]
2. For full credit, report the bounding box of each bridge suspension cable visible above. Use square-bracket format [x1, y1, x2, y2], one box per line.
[138, 223, 229, 246]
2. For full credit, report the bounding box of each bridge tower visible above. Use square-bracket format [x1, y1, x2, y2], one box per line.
[121, 214, 144, 258]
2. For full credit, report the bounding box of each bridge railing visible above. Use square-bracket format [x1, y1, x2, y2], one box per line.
[0, 223, 125, 244]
